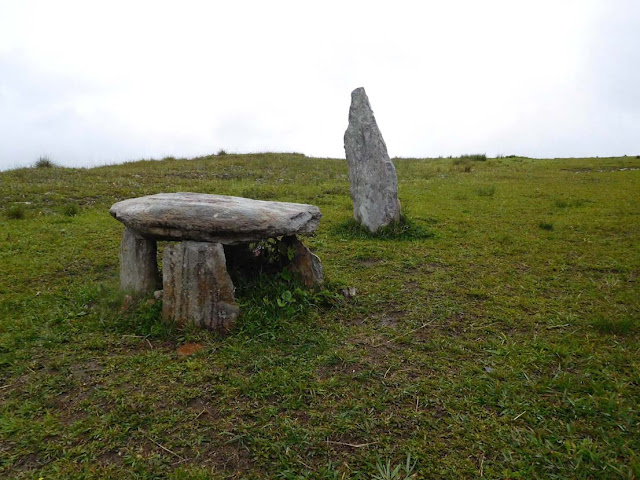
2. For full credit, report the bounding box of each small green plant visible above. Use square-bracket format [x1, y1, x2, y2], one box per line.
[234, 270, 339, 337]
[34, 156, 56, 168]
[373, 454, 416, 480]
[61, 203, 79, 217]
[539, 222, 554, 231]
[217, 149, 228, 156]
[475, 185, 496, 197]
[5, 204, 26, 220]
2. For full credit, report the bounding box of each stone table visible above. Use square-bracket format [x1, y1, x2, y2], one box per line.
[110, 193, 323, 333]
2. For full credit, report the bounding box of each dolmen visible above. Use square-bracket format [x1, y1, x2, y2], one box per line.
[110, 192, 323, 333]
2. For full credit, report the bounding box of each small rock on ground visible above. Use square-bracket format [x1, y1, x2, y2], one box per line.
[176, 343, 205, 357]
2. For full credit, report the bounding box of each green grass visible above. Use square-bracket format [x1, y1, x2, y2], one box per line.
[460, 153, 487, 162]
[5, 204, 26, 220]
[333, 216, 434, 241]
[0, 153, 639, 479]
[475, 184, 496, 197]
[60, 203, 79, 217]
[538, 221, 554, 231]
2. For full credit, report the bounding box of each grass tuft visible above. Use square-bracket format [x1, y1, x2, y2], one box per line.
[61, 203, 79, 217]
[373, 454, 416, 480]
[591, 316, 636, 335]
[460, 153, 487, 162]
[475, 185, 496, 197]
[333, 215, 434, 240]
[5, 204, 26, 220]
[34, 156, 56, 168]
[539, 222, 554, 231]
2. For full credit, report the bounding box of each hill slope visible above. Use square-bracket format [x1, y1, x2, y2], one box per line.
[1, 153, 639, 479]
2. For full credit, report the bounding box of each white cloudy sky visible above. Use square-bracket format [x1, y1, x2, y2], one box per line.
[0, 0, 639, 169]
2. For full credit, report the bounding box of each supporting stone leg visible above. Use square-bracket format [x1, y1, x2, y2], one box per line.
[162, 241, 239, 333]
[283, 235, 324, 287]
[119, 227, 161, 294]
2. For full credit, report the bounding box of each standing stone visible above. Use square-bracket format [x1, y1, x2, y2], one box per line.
[344, 87, 401, 232]
[119, 227, 161, 294]
[283, 235, 324, 287]
[162, 241, 239, 333]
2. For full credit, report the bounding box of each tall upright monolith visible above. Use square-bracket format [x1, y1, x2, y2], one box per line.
[344, 87, 401, 232]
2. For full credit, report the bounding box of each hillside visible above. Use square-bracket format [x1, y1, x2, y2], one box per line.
[1, 153, 639, 479]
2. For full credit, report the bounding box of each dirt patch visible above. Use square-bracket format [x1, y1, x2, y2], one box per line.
[117, 337, 175, 354]
[315, 362, 367, 381]
[185, 396, 222, 423]
[563, 166, 640, 173]
[357, 257, 383, 267]
[195, 443, 252, 471]
[286, 409, 311, 424]
[404, 280, 421, 291]
[11, 452, 50, 472]
[379, 310, 405, 328]
[53, 389, 91, 424]
[97, 449, 124, 466]
[69, 359, 103, 383]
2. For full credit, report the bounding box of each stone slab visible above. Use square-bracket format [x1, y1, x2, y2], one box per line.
[110, 192, 321, 244]
[119, 226, 161, 293]
[283, 235, 324, 287]
[162, 241, 239, 333]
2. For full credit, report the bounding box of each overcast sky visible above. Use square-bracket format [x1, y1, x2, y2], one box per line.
[0, 0, 638, 170]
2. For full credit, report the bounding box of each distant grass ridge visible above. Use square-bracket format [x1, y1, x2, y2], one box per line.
[460, 153, 487, 162]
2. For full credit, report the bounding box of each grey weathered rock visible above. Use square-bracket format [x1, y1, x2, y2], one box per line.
[344, 87, 401, 232]
[110, 193, 321, 244]
[283, 235, 324, 287]
[119, 227, 161, 293]
[162, 241, 239, 333]
[339, 286, 357, 300]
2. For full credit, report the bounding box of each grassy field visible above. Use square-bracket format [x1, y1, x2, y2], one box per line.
[0, 153, 639, 479]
